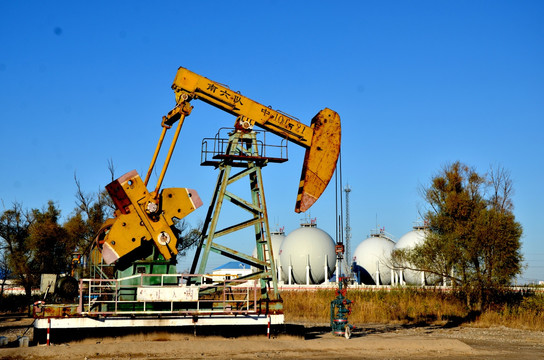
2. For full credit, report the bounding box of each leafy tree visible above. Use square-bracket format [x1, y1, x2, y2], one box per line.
[0, 203, 33, 297]
[27, 201, 71, 276]
[392, 162, 523, 310]
[0, 249, 10, 300]
[0, 201, 73, 298]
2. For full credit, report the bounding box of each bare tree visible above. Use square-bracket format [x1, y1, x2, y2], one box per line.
[488, 165, 514, 212]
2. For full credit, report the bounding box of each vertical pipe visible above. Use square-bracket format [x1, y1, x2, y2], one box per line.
[288, 259, 293, 285]
[277, 256, 282, 283]
[338, 150, 344, 268]
[335, 160, 338, 244]
[306, 254, 310, 286]
[335, 258, 340, 283]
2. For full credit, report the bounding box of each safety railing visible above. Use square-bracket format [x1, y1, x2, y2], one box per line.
[77, 273, 259, 316]
[201, 128, 288, 167]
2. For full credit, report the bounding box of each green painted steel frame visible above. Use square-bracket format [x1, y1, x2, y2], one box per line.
[191, 131, 280, 300]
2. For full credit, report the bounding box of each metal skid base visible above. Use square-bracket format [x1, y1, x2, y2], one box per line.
[35, 313, 284, 329]
[33, 272, 284, 343]
[34, 314, 284, 344]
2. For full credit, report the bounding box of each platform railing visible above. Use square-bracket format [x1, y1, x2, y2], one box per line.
[200, 128, 288, 167]
[78, 273, 259, 316]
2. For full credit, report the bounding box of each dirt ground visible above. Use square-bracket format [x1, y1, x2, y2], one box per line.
[0, 315, 543, 359]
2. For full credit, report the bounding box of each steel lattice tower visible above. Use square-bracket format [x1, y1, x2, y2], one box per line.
[344, 185, 352, 275]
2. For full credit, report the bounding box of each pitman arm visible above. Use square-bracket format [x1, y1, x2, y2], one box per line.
[166, 67, 341, 213]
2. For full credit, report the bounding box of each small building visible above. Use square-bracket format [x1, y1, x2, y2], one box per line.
[211, 261, 252, 281]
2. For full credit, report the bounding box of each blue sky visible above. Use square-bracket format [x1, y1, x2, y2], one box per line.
[1, 1, 543, 282]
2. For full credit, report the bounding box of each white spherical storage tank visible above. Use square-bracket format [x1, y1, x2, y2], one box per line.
[279, 227, 336, 284]
[394, 227, 438, 285]
[352, 234, 395, 285]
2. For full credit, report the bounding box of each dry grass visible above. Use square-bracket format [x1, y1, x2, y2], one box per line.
[470, 293, 544, 331]
[472, 309, 544, 330]
[281, 288, 544, 331]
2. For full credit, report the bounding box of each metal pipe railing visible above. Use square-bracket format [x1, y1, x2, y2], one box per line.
[78, 273, 258, 316]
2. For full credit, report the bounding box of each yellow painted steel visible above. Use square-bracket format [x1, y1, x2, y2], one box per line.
[144, 125, 167, 186]
[168, 67, 341, 213]
[99, 171, 202, 264]
[95, 67, 339, 267]
[296, 108, 341, 212]
[152, 110, 187, 197]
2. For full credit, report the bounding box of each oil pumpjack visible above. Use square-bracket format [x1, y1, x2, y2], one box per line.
[33, 67, 341, 341]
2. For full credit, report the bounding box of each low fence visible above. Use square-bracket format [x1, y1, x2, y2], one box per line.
[78, 273, 259, 316]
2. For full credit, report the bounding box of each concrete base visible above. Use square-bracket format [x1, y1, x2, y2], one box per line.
[35, 313, 284, 329]
[33, 314, 285, 344]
